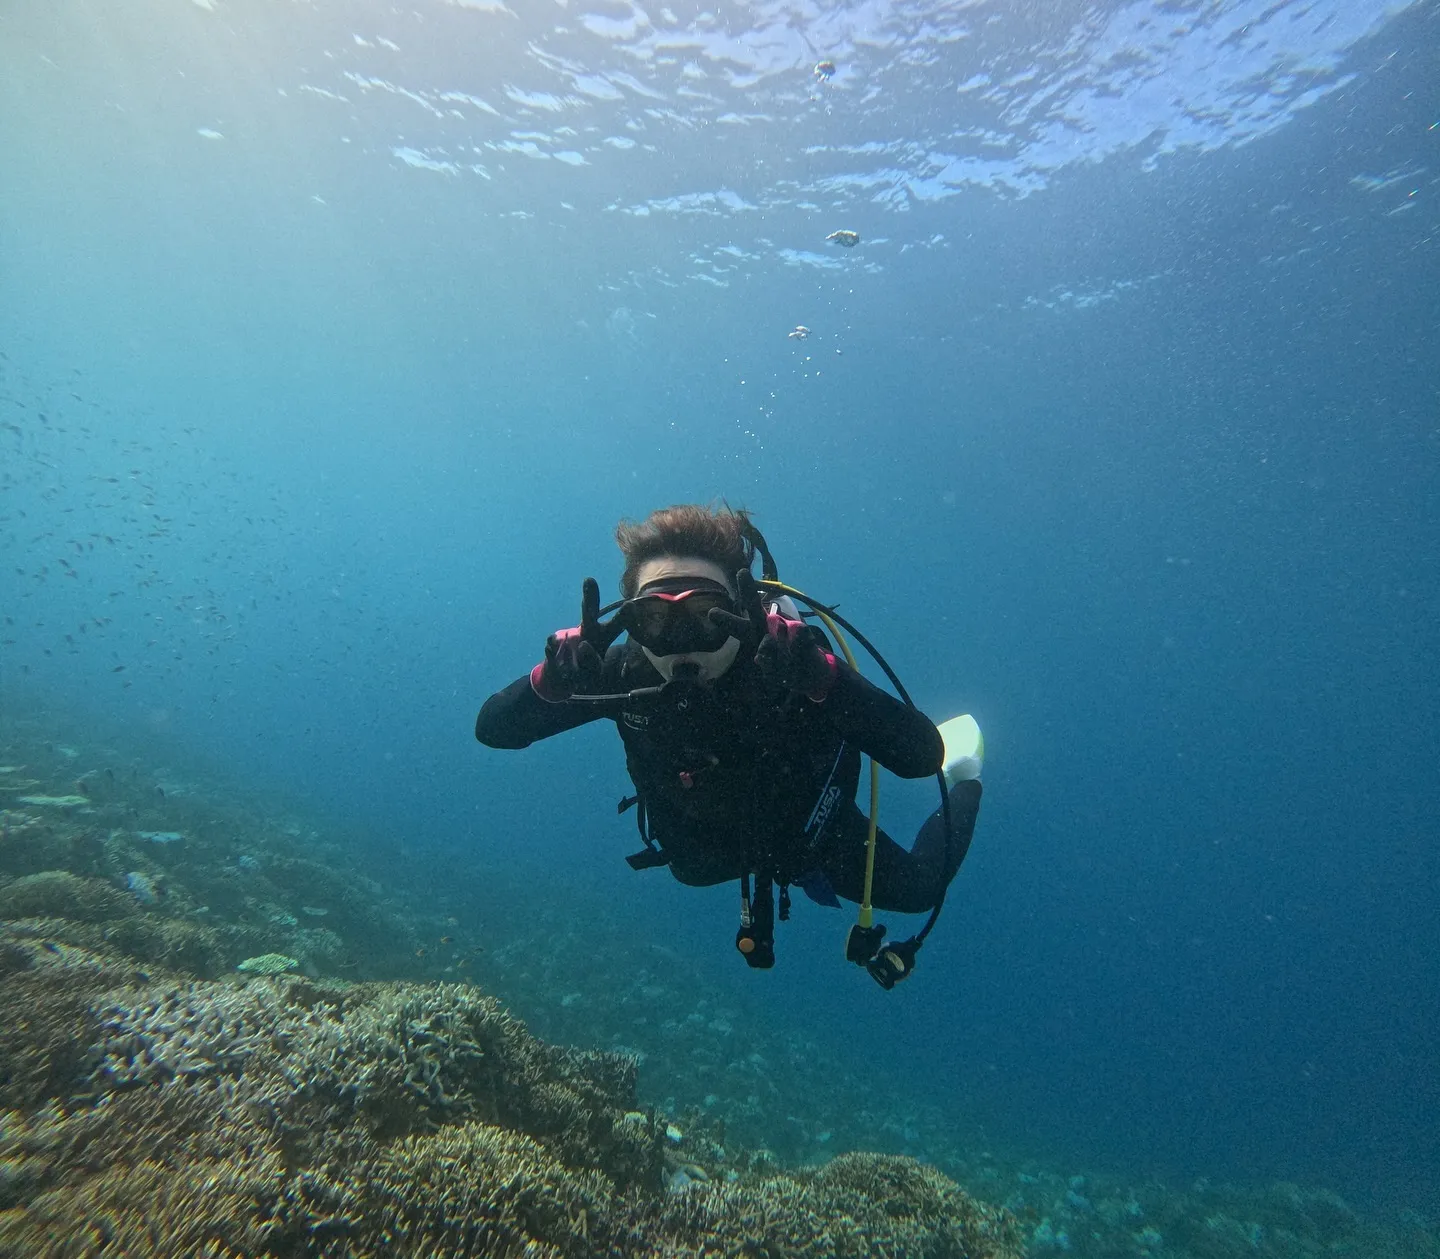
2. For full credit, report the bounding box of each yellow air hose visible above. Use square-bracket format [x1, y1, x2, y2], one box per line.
[759, 581, 881, 927]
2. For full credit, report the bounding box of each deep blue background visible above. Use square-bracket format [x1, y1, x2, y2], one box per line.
[2, 0, 1437, 1213]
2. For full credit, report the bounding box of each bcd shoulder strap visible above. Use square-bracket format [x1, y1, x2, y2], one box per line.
[618, 793, 669, 869]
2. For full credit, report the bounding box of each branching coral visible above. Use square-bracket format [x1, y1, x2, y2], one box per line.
[358, 1121, 618, 1257]
[93, 979, 289, 1087]
[0, 1149, 290, 1258]
[0, 938, 140, 1111]
[280, 984, 500, 1135]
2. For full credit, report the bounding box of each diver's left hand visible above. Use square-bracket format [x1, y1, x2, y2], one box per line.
[709, 571, 838, 699]
[756, 617, 837, 698]
[707, 569, 768, 646]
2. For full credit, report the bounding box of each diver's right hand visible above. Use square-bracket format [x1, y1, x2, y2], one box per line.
[530, 577, 620, 701]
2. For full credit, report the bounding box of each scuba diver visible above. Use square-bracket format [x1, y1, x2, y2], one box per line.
[475, 504, 983, 988]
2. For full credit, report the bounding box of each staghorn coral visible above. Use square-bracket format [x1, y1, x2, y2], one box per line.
[92, 978, 290, 1088]
[277, 982, 494, 1137]
[0, 938, 145, 1112]
[358, 1121, 617, 1257]
[271, 978, 656, 1186]
[0, 1077, 281, 1213]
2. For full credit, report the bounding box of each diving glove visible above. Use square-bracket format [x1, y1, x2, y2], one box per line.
[709, 570, 838, 700]
[531, 577, 623, 701]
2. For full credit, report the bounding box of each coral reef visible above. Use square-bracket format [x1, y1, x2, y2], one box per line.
[0, 935, 1020, 1258]
[0, 736, 436, 982]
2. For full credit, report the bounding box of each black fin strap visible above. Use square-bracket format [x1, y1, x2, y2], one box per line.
[626, 848, 670, 870]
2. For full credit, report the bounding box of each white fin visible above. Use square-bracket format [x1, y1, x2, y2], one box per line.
[937, 714, 983, 786]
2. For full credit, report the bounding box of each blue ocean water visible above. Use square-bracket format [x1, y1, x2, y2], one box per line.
[2, 0, 1436, 1220]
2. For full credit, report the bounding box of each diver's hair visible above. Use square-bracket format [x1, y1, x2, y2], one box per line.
[615, 503, 756, 597]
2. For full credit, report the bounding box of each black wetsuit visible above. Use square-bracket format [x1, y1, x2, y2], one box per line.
[476, 638, 980, 914]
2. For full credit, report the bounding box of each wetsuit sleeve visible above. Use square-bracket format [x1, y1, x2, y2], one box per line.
[819, 662, 943, 779]
[474, 643, 625, 749]
[474, 675, 604, 748]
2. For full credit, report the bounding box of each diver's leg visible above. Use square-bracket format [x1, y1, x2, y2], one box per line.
[909, 778, 981, 890]
[814, 805, 935, 913]
[816, 781, 981, 914]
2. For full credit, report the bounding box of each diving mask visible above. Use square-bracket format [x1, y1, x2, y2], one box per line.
[624, 576, 736, 657]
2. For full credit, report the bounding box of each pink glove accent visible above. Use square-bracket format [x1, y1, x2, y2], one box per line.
[763, 614, 839, 701]
[531, 627, 582, 702]
[810, 651, 839, 702]
[529, 661, 555, 700]
[765, 612, 804, 640]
